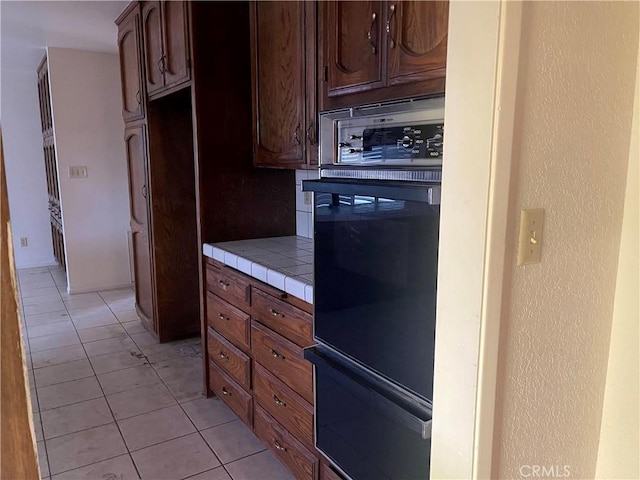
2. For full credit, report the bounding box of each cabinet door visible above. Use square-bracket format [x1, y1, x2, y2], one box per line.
[124, 125, 155, 330]
[324, 1, 384, 97]
[251, 1, 305, 167]
[117, 7, 144, 122]
[142, 1, 165, 96]
[161, 1, 190, 88]
[386, 0, 449, 86]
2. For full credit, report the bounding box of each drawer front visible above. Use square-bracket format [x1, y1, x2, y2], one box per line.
[208, 361, 253, 427]
[320, 460, 345, 480]
[208, 327, 251, 390]
[206, 292, 250, 352]
[254, 405, 319, 480]
[252, 289, 313, 348]
[206, 265, 251, 307]
[251, 321, 313, 404]
[253, 363, 314, 450]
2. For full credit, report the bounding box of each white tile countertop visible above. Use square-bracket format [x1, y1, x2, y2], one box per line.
[202, 236, 313, 304]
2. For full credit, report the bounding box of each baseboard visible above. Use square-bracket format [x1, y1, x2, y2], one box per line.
[15, 260, 58, 269]
[67, 281, 134, 295]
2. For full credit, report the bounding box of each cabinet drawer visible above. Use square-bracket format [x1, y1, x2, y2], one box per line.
[252, 289, 313, 348]
[252, 321, 313, 404]
[208, 361, 253, 428]
[206, 292, 250, 352]
[208, 327, 251, 391]
[254, 405, 319, 480]
[253, 363, 313, 450]
[206, 264, 251, 308]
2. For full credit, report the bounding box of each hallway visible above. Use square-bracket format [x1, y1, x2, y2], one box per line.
[18, 266, 294, 480]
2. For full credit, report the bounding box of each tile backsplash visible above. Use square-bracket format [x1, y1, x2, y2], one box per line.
[295, 169, 319, 238]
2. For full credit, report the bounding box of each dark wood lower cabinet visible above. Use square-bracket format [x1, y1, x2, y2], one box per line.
[204, 259, 319, 480]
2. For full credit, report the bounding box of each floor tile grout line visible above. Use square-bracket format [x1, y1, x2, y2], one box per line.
[21, 268, 60, 479]
[19, 268, 259, 479]
[66, 292, 144, 480]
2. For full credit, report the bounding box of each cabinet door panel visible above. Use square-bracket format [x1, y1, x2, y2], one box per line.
[251, 1, 305, 166]
[124, 125, 154, 330]
[325, 0, 384, 96]
[117, 8, 144, 122]
[162, 1, 190, 88]
[142, 1, 164, 96]
[386, 1, 448, 86]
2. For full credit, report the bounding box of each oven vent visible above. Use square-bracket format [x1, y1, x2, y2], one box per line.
[321, 168, 442, 183]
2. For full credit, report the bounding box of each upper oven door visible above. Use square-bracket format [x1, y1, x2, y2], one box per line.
[303, 178, 440, 402]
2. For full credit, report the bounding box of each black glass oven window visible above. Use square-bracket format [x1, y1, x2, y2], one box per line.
[314, 191, 439, 401]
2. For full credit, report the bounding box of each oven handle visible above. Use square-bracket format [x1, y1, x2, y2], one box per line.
[305, 345, 433, 440]
[302, 178, 440, 205]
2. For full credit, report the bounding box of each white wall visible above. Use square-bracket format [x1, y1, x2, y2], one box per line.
[47, 47, 130, 293]
[1, 66, 56, 268]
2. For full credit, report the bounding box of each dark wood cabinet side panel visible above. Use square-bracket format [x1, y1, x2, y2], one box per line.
[146, 89, 200, 342]
[190, 1, 295, 243]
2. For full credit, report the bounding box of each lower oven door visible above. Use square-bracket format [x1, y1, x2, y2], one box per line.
[305, 346, 432, 480]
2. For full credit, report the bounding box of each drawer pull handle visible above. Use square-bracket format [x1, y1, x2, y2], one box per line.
[269, 308, 285, 318]
[274, 440, 287, 452]
[218, 280, 230, 290]
[219, 313, 228, 321]
[219, 351, 228, 360]
[273, 395, 286, 407]
[222, 387, 230, 396]
[271, 349, 285, 360]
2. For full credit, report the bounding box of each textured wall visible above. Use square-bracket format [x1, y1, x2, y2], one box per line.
[595, 43, 640, 479]
[494, 2, 639, 479]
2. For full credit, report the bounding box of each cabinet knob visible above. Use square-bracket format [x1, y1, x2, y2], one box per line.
[218, 351, 228, 360]
[221, 387, 230, 396]
[270, 349, 285, 360]
[273, 395, 286, 407]
[269, 308, 285, 318]
[293, 124, 301, 145]
[274, 440, 287, 452]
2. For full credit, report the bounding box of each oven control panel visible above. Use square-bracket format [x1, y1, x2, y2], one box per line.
[336, 121, 444, 165]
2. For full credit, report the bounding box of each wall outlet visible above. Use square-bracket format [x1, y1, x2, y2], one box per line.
[20, 237, 28, 247]
[303, 191, 312, 205]
[68, 166, 88, 178]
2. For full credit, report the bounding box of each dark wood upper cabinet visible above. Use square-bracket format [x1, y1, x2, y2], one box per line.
[162, 1, 190, 88]
[386, 0, 449, 86]
[141, 2, 164, 96]
[320, 0, 448, 110]
[325, 1, 384, 97]
[117, 4, 145, 122]
[141, 1, 190, 98]
[250, 1, 317, 168]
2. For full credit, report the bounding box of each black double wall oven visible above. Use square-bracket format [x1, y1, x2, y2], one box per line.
[303, 97, 445, 480]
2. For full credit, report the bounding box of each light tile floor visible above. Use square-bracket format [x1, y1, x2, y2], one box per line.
[18, 266, 294, 480]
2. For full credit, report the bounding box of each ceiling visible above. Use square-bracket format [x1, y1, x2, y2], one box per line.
[1, 1, 127, 71]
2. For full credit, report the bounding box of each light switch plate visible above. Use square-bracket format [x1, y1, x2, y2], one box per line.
[68, 166, 88, 178]
[517, 208, 545, 266]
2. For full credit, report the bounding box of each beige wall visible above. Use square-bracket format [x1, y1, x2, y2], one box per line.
[595, 37, 640, 479]
[493, 2, 639, 479]
[47, 48, 131, 293]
